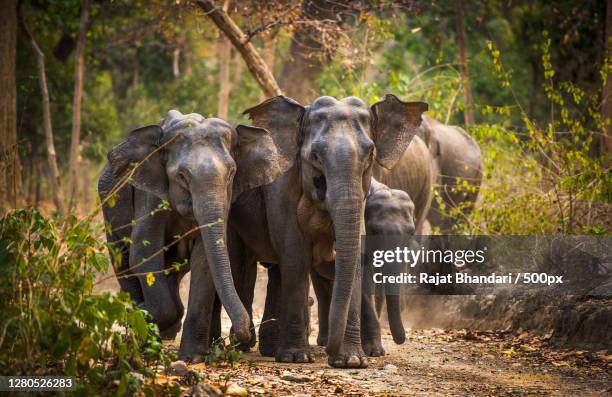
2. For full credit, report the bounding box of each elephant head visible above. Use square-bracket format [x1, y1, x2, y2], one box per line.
[107, 110, 288, 343]
[244, 95, 427, 356]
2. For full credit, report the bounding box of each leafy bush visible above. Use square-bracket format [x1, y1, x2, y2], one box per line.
[0, 210, 176, 395]
[444, 36, 611, 235]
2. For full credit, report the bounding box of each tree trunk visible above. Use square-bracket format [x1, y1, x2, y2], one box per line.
[602, 0, 612, 156]
[82, 157, 90, 211]
[217, 0, 231, 119]
[195, 0, 281, 97]
[454, 0, 474, 126]
[260, 28, 279, 102]
[172, 48, 181, 80]
[68, 0, 91, 210]
[0, 0, 21, 214]
[278, 0, 338, 103]
[18, 4, 66, 215]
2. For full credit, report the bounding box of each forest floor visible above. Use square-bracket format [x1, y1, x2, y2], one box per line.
[161, 328, 612, 397]
[95, 269, 612, 396]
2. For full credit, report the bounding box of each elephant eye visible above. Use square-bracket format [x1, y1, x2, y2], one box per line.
[176, 171, 188, 188]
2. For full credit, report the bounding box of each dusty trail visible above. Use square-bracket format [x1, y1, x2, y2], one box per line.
[98, 269, 611, 396]
[166, 326, 611, 396]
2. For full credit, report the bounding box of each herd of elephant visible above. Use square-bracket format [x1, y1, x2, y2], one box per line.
[98, 94, 483, 369]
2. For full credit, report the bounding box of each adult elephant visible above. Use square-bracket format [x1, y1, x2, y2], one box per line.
[98, 110, 288, 342]
[314, 115, 483, 355]
[420, 115, 483, 233]
[368, 115, 484, 336]
[181, 94, 427, 368]
[261, 114, 482, 357]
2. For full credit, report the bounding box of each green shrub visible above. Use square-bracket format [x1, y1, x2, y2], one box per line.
[0, 210, 176, 395]
[444, 37, 611, 235]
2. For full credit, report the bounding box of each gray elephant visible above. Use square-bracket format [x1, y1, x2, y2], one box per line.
[260, 114, 483, 357]
[420, 115, 483, 233]
[180, 94, 428, 368]
[98, 110, 289, 342]
[370, 116, 484, 327]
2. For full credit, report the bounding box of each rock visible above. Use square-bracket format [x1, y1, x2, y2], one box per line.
[128, 371, 145, 383]
[383, 364, 398, 372]
[170, 360, 189, 376]
[226, 382, 248, 397]
[281, 371, 312, 382]
[190, 382, 223, 397]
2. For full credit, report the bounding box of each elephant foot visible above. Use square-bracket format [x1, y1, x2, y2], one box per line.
[258, 337, 278, 357]
[275, 347, 314, 363]
[316, 334, 327, 347]
[159, 319, 182, 340]
[178, 340, 208, 364]
[362, 337, 385, 357]
[258, 320, 279, 357]
[328, 343, 369, 368]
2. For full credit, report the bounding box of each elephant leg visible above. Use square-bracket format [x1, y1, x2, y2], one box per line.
[228, 234, 257, 351]
[114, 243, 144, 304]
[259, 263, 280, 357]
[101, 169, 144, 303]
[276, 239, 313, 363]
[310, 268, 332, 347]
[179, 238, 216, 362]
[328, 261, 368, 368]
[159, 245, 189, 340]
[360, 253, 385, 356]
[361, 283, 385, 357]
[374, 283, 385, 317]
[210, 293, 222, 343]
[131, 193, 180, 333]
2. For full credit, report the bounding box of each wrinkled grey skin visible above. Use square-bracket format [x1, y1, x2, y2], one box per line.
[260, 115, 483, 357]
[185, 95, 427, 368]
[98, 110, 288, 344]
[313, 178, 416, 357]
[365, 116, 484, 342]
[420, 115, 483, 233]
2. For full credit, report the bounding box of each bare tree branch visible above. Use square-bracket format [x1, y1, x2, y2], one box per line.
[195, 0, 282, 97]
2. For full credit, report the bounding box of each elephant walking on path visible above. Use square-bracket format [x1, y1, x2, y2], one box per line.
[182, 94, 428, 368]
[99, 110, 290, 342]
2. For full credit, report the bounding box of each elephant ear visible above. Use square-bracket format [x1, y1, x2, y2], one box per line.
[232, 125, 289, 201]
[242, 96, 305, 168]
[107, 125, 169, 200]
[371, 94, 428, 169]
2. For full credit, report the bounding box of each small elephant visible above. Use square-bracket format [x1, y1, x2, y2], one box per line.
[98, 110, 288, 342]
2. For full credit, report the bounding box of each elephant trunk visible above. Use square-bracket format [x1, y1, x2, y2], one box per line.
[385, 294, 406, 344]
[193, 192, 251, 343]
[326, 182, 364, 356]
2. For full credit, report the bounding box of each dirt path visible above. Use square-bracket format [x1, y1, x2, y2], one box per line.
[96, 268, 611, 396]
[164, 328, 611, 396]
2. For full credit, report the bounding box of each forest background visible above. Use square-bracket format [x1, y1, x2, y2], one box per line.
[1, 0, 610, 234]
